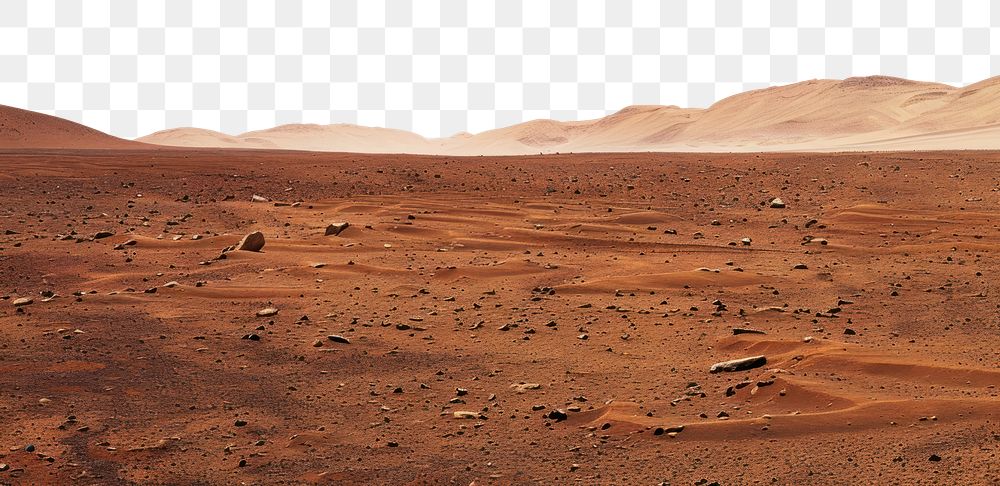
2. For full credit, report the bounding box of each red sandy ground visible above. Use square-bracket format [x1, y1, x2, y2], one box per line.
[0, 149, 998, 484]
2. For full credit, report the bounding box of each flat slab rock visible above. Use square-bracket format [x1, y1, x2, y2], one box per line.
[709, 355, 767, 373]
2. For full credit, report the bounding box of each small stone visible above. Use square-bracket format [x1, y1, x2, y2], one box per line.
[251, 194, 269, 203]
[234, 420, 247, 427]
[740, 237, 752, 246]
[93, 231, 115, 239]
[547, 410, 568, 421]
[452, 411, 480, 419]
[327, 335, 350, 344]
[770, 198, 786, 208]
[653, 425, 685, 435]
[844, 328, 857, 335]
[928, 454, 941, 462]
[12, 297, 33, 307]
[511, 383, 541, 393]
[236, 231, 265, 252]
[325, 222, 350, 236]
[792, 263, 808, 270]
[256, 307, 279, 317]
[732, 328, 766, 335]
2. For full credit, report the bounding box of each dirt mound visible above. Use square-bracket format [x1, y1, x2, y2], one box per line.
[0, 104, 141, 149]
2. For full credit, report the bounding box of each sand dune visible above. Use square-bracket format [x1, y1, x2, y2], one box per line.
[6, 75, 1000, 153]
[135, 75, 1000, 154]
[0, 104, 142, 149]
[135, 127, 279, 149]
[139, 123, 439, 153]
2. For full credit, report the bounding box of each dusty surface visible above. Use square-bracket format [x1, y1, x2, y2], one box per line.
[1, 149, 999, 484]
[138, 76, 1000, 154]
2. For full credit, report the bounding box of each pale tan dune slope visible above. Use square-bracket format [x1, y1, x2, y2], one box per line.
[441, 118, 593, 155]
[239, 123, 438, 153]
[460, 76, 971, 153]
[138, 127, 279, 149]
[132, 75, 1000, 154]
[140, 124, 435, 153]
[892, 77, 1000, 134]
[668, 77, 955, 145]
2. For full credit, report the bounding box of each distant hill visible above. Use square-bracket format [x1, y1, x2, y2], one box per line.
[0, 105, 142, 149]
[10, 75, 1000, 154]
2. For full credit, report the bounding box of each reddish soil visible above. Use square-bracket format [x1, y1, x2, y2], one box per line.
[0, 106, 141, 150]
[1, 149, 999, 484]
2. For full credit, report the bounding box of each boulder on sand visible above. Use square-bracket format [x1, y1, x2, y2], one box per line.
[236, 231, 265, 252]
[325, 222, 350, 236]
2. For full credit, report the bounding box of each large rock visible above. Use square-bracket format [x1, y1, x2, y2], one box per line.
[325, 222, 350, 236]
[709, 355, 767, 373]
[236, 231, 265, 252]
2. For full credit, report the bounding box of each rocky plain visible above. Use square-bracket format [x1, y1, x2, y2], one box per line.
[1, 148, 999, 484]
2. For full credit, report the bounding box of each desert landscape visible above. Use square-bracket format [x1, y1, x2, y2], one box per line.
[1, 90, 1000, 484]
